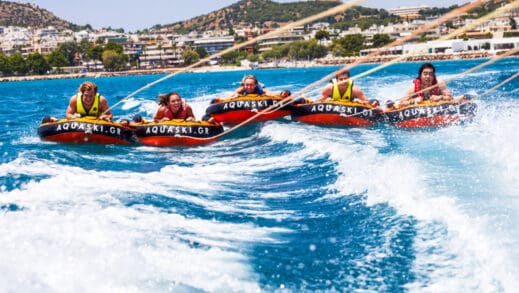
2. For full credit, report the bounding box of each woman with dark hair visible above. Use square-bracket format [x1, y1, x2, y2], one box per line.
[153, 91, 195, 122]
[399, 63, 453, 107]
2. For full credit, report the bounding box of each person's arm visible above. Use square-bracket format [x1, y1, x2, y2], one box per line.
[263, 88, 278, 97]
[65, 95, 79, 119]
[352, 86, 370, 104]
[437, 81, 453, 100]
[98, 96, 113, 121]
[185, 105, 195, 121]
[318, 85, 332, 102]
[154, 106, 167, 122]
[232, 86, 244, 98]
[398, 85, 421, 106]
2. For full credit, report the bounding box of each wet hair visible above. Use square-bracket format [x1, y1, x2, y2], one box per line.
[79, 81, 98, 94]
[336, 69, 350, 79]
[241, 75, 259, 86]
[417, 63, 437, 84]
[158, 91, 181, 106]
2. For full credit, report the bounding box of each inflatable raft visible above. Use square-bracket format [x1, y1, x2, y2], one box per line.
[290, 100, 383, 127]
[205, 94, 291, 124]
[38, 116, 134, 144]
[130, 119, 224, 146]
[383, 97, 477, 128]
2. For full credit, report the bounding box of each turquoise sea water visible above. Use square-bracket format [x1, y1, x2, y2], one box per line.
[1, 58, 518, 291]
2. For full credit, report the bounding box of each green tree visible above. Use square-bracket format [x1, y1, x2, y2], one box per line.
[262, 47, 282, 61]
[418, 33, 428, 43]
[102, 50, 128, 71]
[87, 45, 104, 65]
[78, 39, 93, 62]
[8, 53, 28, 76]
[26, 53, 50, 75]
[220, 49, 247, 65]
[104, 42, 124, 54]
[46, 50, 69, 70]
[330, 34, 365, 56]
[247, 53, 262, 63]
[195, 47, 209, 59]
[78, 39, 92, 55]
[288, 40, 327, 60]
[0, 54, 10, 76]
[371, 34, 392, 48]
[314, 30, 330, 44]
[182, 50, 200, 65]
[261, 44, 290, 61]
[57, 41, 80, 66]
[157, 44, 163, 67]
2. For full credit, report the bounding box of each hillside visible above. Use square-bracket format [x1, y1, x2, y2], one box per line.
[0, 1, 80, 30]
[151, 0, 512, 34]
[153, 0, 396, 33]
[3, 0, 504, 34]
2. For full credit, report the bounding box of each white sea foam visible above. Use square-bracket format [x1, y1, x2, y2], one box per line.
[3, 64, 517, 290]
[262, 120, 518, 291]
[0, 154, 295, 291]
[119, 97, 141, 111]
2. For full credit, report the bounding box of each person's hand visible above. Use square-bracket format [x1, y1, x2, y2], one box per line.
[280, 90, 291, 98]
[412, 97, 423, 104]
[430, 95, 442, 102]
[396, 100, 409, 107]
[99, 114, 111, 121]
[72, 113, 81, 119]
[318, 97, 330, 102]
[443, 95, 454, 101]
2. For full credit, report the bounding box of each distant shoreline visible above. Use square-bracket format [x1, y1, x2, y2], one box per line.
[0, 65, 245, 82]
[1, 52, 515, 83]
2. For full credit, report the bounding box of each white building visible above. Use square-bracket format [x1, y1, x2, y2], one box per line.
[0, 26, 32, 55]
[360, 37, 519, 56]
[389, 5, 429, 19]
[193, 36, 235, 55]
[258, 33, 305, 52]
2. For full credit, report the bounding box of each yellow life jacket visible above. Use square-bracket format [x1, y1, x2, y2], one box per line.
[332, 79, 353, 101]
[76, 93, 100, 117]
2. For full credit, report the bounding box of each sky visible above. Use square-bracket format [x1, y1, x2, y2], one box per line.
[21, 0, 472, 32]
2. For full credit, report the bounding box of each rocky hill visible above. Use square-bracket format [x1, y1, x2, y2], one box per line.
[163, 0, 513, 34]
[153, 0, 395, 33]
[0, 1, 80, 30]
[0, 0, 399, 33]
[7, 0, 502, 34]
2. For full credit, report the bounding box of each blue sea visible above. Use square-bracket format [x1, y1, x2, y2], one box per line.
[1, 58, 518, 292]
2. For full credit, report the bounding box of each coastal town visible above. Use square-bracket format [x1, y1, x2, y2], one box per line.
[0, 1, 518, 81]
[3, 2, 519, 290]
